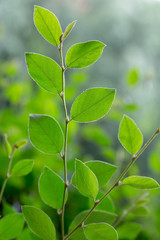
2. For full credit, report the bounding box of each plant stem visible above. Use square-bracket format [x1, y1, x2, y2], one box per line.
[59, 35, 69, 240]
[64, 128, 160, 240]
[0, 145, 16, 205]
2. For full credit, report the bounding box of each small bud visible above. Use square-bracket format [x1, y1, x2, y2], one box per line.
[60, 91, 64, 98]
[3, 134, 12, 156]
[80, 222, 84, 228]
[66, 116, 70, 123]
[66, 180, 69, 188]
[117, 181, 121, 186]
[14, 139, 27, 149]
[57, 209, 62, 215]
[95, 199, 100, 205]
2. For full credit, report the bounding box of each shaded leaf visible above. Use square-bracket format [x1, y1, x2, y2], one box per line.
[69, 228, 87, 240]
[122, 176, 160, 189]
[39, 166, 65, 209]
[11, 160, 34, 177]
[132, 206, 149, 216]
[17, 228, 41, 240]
[84, 223, 118, 240]
[63, 20, 77, 40]
[135, 199, 149, 206]
[22, 206, 56, 240]
[29, 114, 64, 154]
[0, 213, 24, 240]
[26, 53, 62, 94]
[117, 222, 141, 240]
[118, 114, 143, 155]
[75, 159, 98, 200]
[71, 88, 116, 123]
[66, 41, 105, 68]
[34, 6, 62, 46]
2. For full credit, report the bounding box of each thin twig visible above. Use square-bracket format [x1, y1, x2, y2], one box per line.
[0, 145, 16, 205]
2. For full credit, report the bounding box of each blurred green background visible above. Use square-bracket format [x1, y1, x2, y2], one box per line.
[0, 0, 160, 239]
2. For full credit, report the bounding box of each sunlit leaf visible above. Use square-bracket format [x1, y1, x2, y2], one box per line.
[39, 166, 65, 209]
[63, 20, 77, 40]
[126, 68, 140, 86]
[118, 114, 143, 155]
[34, 6, 62, 46]
[29, 114, 64, 154]
[75, 159, 98, 199]
[0, 213, 24, 240]
[26, 53, 62, 94]
[71, 88, 116, 122]
[86, 160, 117, 187]
[11, 159, 34, 177]
[66, 41, 105, 68]
[122, 176, 160, 189]
[22, 206, 56, 240]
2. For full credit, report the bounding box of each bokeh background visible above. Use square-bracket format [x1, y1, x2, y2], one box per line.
[0, 0, 160, 239]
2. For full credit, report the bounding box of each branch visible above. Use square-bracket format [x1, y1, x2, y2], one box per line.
[59, 35, 69, 240]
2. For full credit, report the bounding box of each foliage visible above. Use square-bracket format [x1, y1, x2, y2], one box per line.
[0, 4, 160, 240]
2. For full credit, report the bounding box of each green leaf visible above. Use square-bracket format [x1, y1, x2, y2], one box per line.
[34, 6, 62, 46]
[63, 20, 77, 40]
[126, 68, 140, 87]
[26, 53, 62, 95]
[132, 206, 149, 216]
[15, 139, 27, 149]
[75, 159, 99, 199]
[86, 161, 117, 187]
[89, 192, 115, 213]
[0, 213, 24, 240]
[118, 114, 143, 155]
[69, 228, 87, 240]
[71, 88, 116, 123]
[2, 202, 16, 216]
[69, 210, 117, 232]
[3, 133, 12, 156]
[117, 222, 141, 240]
[66, 41, 106, 68]
[17, 228, 41, 240]
[135, 199, 149, 206]
[39, 166, 65, 209]
[10, 160, 34, 177]
[29, 114, 64, 154]
[22, 206, 56, 240]
[69, 210, 117, 239]
[84, 223, 118, 240]
[122, 176, 160, 189]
